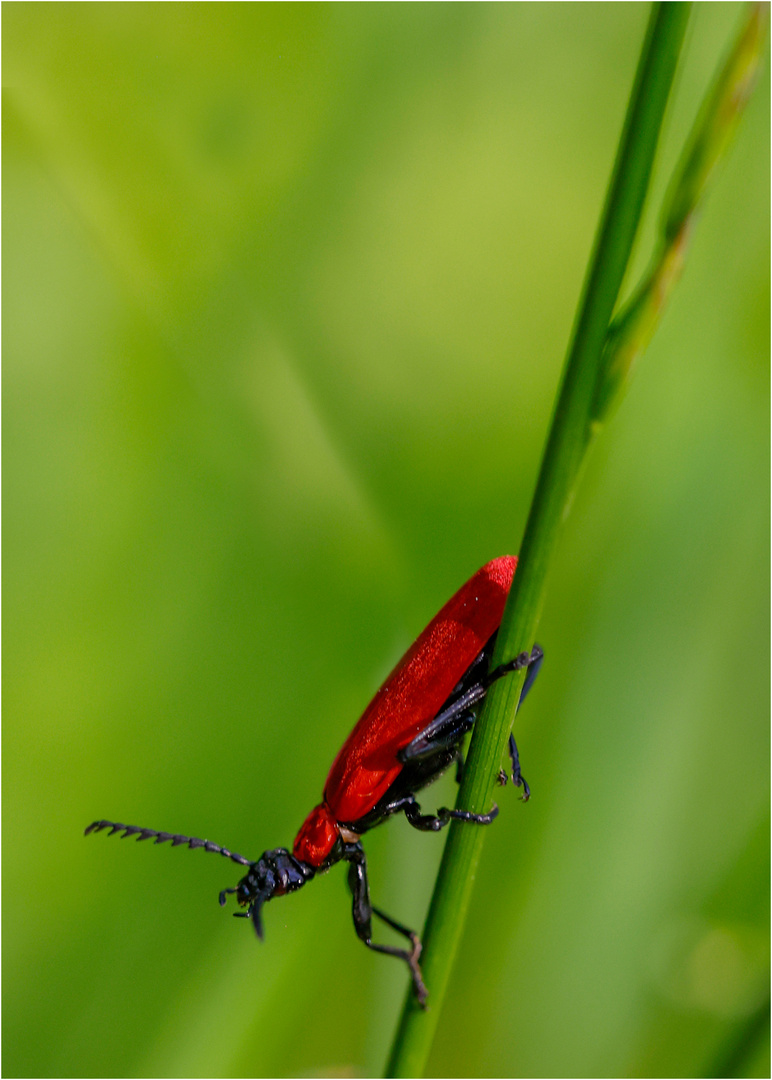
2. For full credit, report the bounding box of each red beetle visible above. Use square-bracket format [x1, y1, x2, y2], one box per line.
[86, 556, 542, 1003]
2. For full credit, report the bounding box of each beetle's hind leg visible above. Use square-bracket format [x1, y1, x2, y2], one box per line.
[344, 844, 428, 1006]
[399, 644, 543, 771]
[399, 710, 475, 766]
[492, 645, 543, 794]
[485, 643, 544, 700]
[508, 733, 530, 801]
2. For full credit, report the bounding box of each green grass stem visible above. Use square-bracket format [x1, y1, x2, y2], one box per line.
[385, 4, 691, 1075]
[592, 2, 768, 430]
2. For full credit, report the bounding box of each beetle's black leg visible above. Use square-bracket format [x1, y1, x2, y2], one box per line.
[507, 733, 530, 801]
[519, 645, 544, 705]
[402, 795, 499, 832]
[401, 645, 543, 764]
[402, 798, 449, 831]
[371, 904, 419, 941]
[447, 803, 499, 824]
[491, 646, 542, 794]
[485, 643, 544, 698]
[343, 844, 427, 1006]
[350, 644, 543, 837]
[399, 711, 475, 765]
[495, 647, 541, 796]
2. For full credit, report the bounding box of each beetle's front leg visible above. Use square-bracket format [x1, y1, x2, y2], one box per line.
[343, 843, 428, 1006]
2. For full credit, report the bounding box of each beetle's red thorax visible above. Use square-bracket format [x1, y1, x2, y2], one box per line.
[292, 803, 340, 867]
[323, 556, 517, 824]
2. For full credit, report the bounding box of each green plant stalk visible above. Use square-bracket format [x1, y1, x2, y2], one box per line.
[591, 1, 769, 430]
[664, 1, 768, 244]
[385, 5, 691, 1076]
[590, 217, 691, 430]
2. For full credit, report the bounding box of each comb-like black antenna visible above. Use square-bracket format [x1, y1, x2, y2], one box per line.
[84, 819, 252, 867]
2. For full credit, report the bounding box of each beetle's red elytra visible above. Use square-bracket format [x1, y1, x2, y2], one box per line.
[86, 556, 543, 1005]
[295, 556, 518, 864]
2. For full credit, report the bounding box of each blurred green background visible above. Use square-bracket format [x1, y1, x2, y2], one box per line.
[4, 4, 768, 1077]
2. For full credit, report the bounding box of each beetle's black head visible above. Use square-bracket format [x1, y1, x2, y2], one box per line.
[219, 848, 314, 940]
